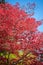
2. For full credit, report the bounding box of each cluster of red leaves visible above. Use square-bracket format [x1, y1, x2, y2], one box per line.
[0, 3, 43, 65]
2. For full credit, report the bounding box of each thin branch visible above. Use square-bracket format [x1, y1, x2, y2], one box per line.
[12, 51, 31, 65]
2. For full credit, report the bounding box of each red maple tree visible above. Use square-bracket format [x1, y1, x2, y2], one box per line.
[0, 3, 43, 65]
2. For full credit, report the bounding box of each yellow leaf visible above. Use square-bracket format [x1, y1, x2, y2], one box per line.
[18, 50, 24, 57]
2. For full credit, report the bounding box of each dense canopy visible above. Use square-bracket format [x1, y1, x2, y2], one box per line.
[0, 3, 43, 65]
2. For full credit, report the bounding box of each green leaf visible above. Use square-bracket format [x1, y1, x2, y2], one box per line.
[9, 54, 17, 60]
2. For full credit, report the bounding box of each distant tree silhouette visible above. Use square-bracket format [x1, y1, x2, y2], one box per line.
[0, 0, 5, 3]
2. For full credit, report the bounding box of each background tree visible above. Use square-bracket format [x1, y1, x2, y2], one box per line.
[0, 0, 5, 3]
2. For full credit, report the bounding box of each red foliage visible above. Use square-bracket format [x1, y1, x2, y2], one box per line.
[0, 3, 43, 65]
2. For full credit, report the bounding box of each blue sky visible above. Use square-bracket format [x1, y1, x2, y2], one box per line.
[6, 0, 43, 32]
